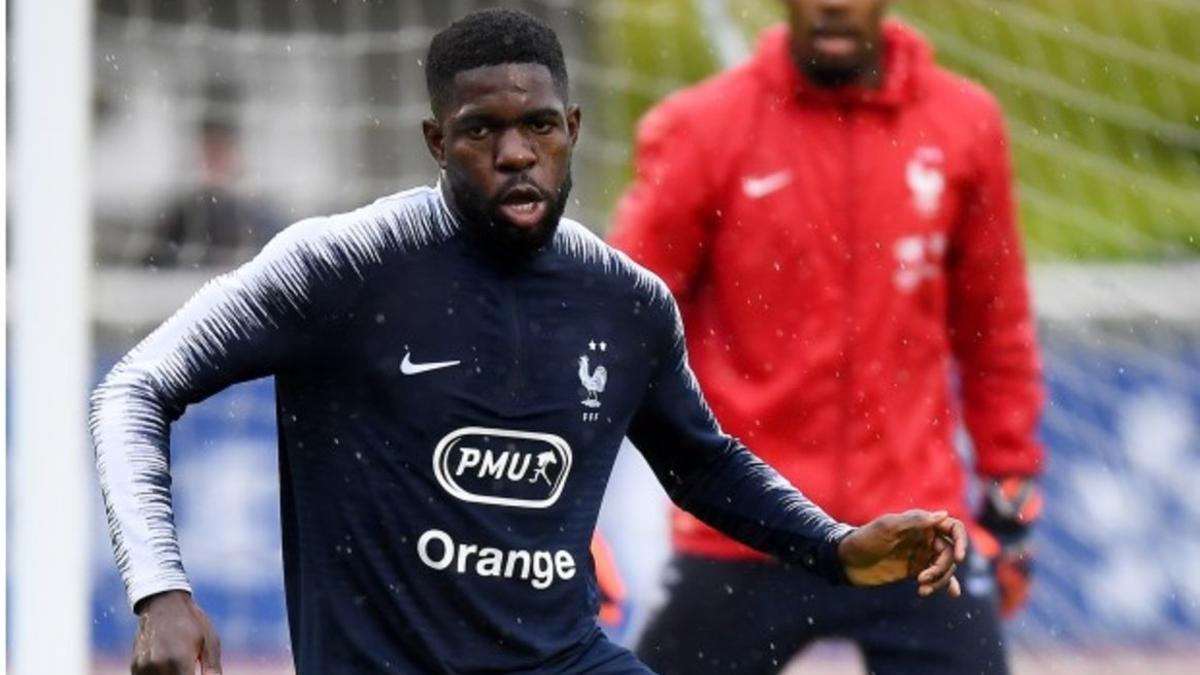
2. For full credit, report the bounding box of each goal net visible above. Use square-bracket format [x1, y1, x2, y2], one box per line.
[83, 0, 1199, 669]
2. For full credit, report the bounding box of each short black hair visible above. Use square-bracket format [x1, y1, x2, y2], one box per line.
[425, 8, 569, 115]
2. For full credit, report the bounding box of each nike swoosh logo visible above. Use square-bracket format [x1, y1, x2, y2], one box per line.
[742, 170, 793, 199]
[400, 352, 461, 375]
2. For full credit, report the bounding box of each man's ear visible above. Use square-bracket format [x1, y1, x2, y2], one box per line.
[423, 117, 447, 169]
[565, 105, 581, 148]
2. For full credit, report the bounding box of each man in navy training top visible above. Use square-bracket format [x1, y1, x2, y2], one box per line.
[91, 9, 967, 675]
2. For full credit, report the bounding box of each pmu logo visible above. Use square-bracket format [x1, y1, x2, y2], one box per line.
[432, 427, 572, 509]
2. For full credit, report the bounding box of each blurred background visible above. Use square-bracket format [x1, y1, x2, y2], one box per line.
[7, 0, 1200, 673]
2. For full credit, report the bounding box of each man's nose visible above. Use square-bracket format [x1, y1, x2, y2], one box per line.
[495, 128, 536, 172]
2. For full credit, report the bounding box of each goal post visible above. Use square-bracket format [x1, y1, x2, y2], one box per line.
[10, 0, 95, 672]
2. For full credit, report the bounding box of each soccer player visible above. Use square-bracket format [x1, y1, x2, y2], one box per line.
[610, 1, 1044, 673]
[93, 9, 968, 675]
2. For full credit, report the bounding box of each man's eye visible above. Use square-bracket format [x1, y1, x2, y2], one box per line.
[529, 119, 555, 134]
[464, 126, 489, 140]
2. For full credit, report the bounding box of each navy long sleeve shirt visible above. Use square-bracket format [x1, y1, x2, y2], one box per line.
[91, 185, 852, 673]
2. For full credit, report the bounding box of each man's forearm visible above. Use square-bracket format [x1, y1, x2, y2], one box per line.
[669, 441, 854, 582]
[91, 364, 191, 607]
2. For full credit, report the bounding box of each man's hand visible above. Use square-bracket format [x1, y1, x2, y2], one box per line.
[837, 510, 967, 597]
[131, 590, 222, 675]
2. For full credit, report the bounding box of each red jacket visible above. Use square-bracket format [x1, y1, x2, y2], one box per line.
[610, 22, 1044, 559]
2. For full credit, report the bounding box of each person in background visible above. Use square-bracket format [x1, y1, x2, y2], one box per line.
[610, 1, 1045, 673]
[144, 83, 280, 268]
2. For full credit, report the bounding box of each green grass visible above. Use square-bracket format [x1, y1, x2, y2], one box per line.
[586, 0, 719, 218]
[896, 0, 1200, 259]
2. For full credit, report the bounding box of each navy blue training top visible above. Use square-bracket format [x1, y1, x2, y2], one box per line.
[91, 185, 852, 673]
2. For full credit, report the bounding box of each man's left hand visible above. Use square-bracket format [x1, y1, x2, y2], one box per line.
[837, 510, 967, 597]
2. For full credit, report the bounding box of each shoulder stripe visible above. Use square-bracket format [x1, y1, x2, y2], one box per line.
[552, 219, 673, 307]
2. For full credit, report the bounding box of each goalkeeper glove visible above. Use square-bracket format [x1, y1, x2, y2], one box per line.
[976, 476, 1042, 617]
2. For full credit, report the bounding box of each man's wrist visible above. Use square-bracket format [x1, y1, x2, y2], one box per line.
[128, 574, 192, 614]
[825, 527, 856, 585]
[134, 588, 193, 616]
[777, 528, 854, 585]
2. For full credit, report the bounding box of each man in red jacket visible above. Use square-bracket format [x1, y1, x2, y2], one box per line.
[609, 1, 1044, 673]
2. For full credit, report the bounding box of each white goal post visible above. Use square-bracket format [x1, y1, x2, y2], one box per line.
[10, 0, 94, 672]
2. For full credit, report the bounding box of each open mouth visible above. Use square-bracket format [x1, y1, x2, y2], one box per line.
[497, 185, 548, 230]
[811, 30, 860, 58]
